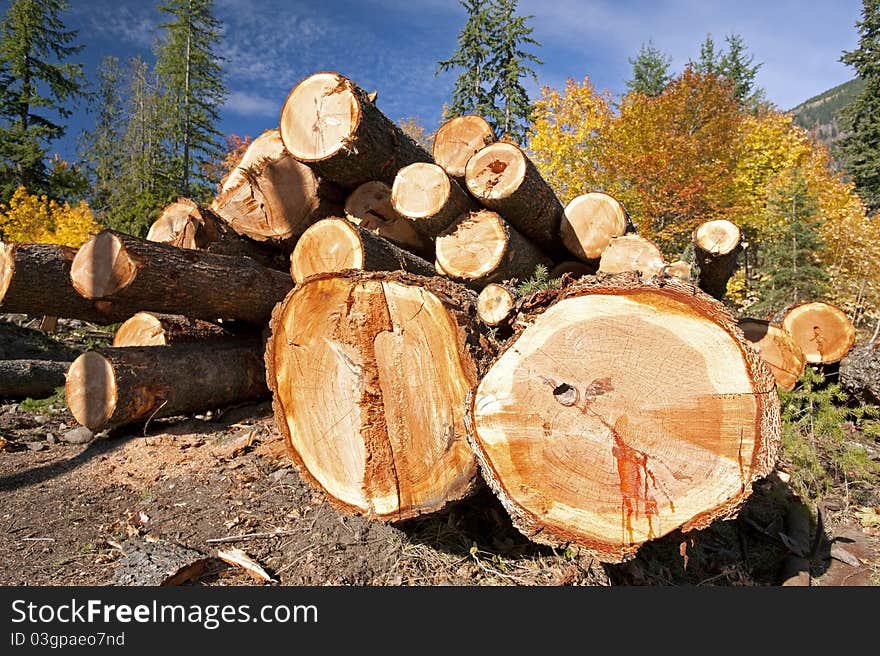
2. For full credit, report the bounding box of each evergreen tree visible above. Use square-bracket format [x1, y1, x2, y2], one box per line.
[488, 0, 542, 143]
[750, 170, 829, 316]
[695, 33, 721, 74]
[0, 0, 84, 202]
[154, 0, 227, 199]
[719, 33, 764, 107]
[626, 40, 672, 97]
[839, 0, 880, 214]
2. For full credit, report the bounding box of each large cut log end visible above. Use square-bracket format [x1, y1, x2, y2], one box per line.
[432, 114, 495, 180]
[66, 351, 116, 431]
[265, 272, 481, 521]
[598, 234, 665, 278]
[561, 192, 629, 261]
[344, 181, 431, 256]
[739, 318, 806, 391]
[467, 274, 781, 563]
[0, 242, 14, 301]
[781, 302, 856, 365]
[70, 231, 137, 299]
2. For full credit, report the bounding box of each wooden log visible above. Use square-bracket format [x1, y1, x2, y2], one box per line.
[390, 162, 477, 239]
[781, 302, 856, 365]
[738, 319, 806, 391]
[466, 272, 781, 563]
[265, 271, 482, 521]
[435, 210, 552, 289]
[464, 141, 563, 254]
[840, 341, 880, 404]
[550, 261, 596, 280]
[598, 234, 666, 278]
[279, 72, 432, 188]
[0, 242, 130, 325]
[65, 340, 269, 432]
[693, 219, 742, 300]
[560, 192, 633, 261]
[664, 260, 693, 282]
[70, 230, 293, 325]
[344, 181, 432, 258]
[0, 359, 70, 399]
[210, 129, 343, 247]
[432, 114, 495, 182]
[113, 312, 245, 347]
[147, 198, 286, 269]
[477, 283, 516, 327]
[289, 217, 435, 284]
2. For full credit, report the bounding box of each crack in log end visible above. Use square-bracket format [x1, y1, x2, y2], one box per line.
[812, 325, 826, 360]
[610, 416, 666, 543]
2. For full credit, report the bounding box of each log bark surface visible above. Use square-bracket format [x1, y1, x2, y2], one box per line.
[781, 302, 856, 365]
[432, 114, 495, 181]
[265, 271, 483, 522]
[0, 242, 131, 325]
[391, 162, 476, 239]
[693, 219, 742, 300]
[435, 210, 552, 289]
[0, 359, 70, 399]
[344, 181, 432, 257]
[279, 72, 432, 188]
[738, 319, 806, 391]
[113, 312, 245, 347]
[290, 217, 435, 283]
[467, 273, 780, 563]
[464, 141, 563, 254]
[65, 340, 269, 431]
[839, 341, 880, 404]
[70, 231, 293, 325]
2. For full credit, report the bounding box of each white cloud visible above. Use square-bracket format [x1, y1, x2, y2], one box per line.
[223, 91, 283, 117]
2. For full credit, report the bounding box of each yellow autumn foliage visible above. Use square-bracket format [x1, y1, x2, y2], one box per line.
[0, 186, 102, 248]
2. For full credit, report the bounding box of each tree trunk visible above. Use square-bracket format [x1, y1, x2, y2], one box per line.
[476, 283, 516, 327]
[0, 242, 131, 325]
[210, 129, 344, 248]
[344, 181, 432, 258]
[435, 210, 552, 289]
[693, 219, 742, 300]
[839, 341, 880, 404]
[466, 272, 781, 563]
[0, 359, 70, 399]
[432, 114, 495, 182]
[265, 271, 482, 521]
[112, 312, 249, 347]
[598, 234, 666, 278]
[390, 162, 477, 239]
[279, 72, 432, 188]
[781, 301, 856, 365]
[147, 198, 287, 270]
[561, 192, 634, 261]
[464, 141, 563, 255]
[738, 318, 806, 391]
[70, 230, 293, 325]
[65, 340, 269, 432]
[289, 217, 435, 284]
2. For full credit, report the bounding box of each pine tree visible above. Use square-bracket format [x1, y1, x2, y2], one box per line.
[695, 34, 721, 74]
[0, 0, 84, 203]
[750, 170, 829, 316]
[154, 0, 227, 199]
[719, 34, 764, 108]
[839, 0, 880, 214]
[488, 0, 542, 143]
[626, 40, 672, 97]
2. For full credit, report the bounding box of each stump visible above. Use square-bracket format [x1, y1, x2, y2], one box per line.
[738, 319, 806, 391]
[693, 219, 742, 300]
[265, 271, 482, 521]
[432, 114, 495, 181]
[467, 273, 781, 562]
[781, 302, 856, 365]
[560, 192, 632, 261]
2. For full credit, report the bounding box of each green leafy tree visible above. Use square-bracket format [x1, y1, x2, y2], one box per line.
[839, 0, 880, 214]
[626, 40, 671, 97]
[749, 169, 829, 316]
[719, 33, 764, 108]
[694, 33, 721, 74]
[0, 0, 84, 202]
[154, 0, 227, 199]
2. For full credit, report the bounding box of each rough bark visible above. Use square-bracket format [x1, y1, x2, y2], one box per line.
[0, 242, 131, 325]
[839, 341, 880, 404]
[466, 272, 781, 563]
[560, 192, 634, 261]
[210, 129, 344, 248]
[693, 219, 742, 300]
[65, 340, 269, 432]
[432, 114, 495, 182]
[265, 271, 483, 521]
[435, 210, 552, 289]
[279, 72, 432, 188]
[344, 181, 433, 258]
[464, 141, 563, 255]
[70, 230, 293, 325]
[738, 318, 806, 391]
[781, 301, 856, 365]
[0, 359, 70, 399]
[598, 234, 666, 278]
[390, 162, 477, 239]
[289, 217, 435, 284]
[113, 312, 249, 347]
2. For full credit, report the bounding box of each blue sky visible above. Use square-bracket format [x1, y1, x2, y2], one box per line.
[6, 0, 865, 161]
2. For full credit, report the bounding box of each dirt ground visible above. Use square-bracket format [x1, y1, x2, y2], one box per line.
[1, 315, 878, 587]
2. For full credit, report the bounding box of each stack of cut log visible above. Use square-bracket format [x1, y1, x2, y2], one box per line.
[0, 70, 862, 564]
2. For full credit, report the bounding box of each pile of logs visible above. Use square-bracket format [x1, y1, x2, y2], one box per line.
[0, 70, 865, 564]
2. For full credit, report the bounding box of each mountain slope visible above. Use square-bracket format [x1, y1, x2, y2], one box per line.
[789, 78, 864, 147]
